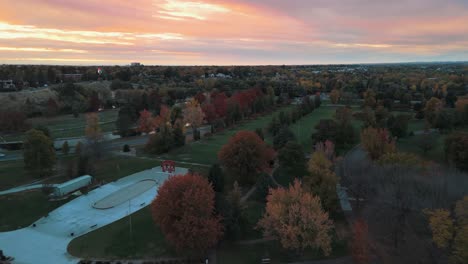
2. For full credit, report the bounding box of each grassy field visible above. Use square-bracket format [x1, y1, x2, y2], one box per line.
[159, 106, 294, 165]
[2, 109, 118, 141]
[0, 160, 31, 190]
[288, 106, 337, 152]
[68, 207, 173, 259]
[217, 232, 348, 264]
[0, 191, 70, 231]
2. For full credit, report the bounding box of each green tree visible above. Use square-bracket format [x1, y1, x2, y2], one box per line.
[273, 127, 296, 150]
[172, 124, 186, 147]
[62, 141, 70, 155]
[23, 129, 56, 177]
[278, 141, 307, 178]
[208, 164, 224, 193]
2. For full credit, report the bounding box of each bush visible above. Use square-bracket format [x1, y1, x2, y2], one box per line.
[123, 144, 130, 152]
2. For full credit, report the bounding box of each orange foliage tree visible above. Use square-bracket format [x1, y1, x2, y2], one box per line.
[257, 179, 333, 255]
[329, 89, 341, 104]
[137, 109, 158, 134]
[360, 127, 396, 160]
[151, 173, 223, 255]
[85, 113, 101, 140]
[218, 130, 275, 185]
[350, 219, 371, 264]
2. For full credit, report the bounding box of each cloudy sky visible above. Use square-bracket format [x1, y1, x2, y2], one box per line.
[0, 0, 467, 65]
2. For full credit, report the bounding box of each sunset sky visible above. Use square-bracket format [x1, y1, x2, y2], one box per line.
[0, 0, 467, 65]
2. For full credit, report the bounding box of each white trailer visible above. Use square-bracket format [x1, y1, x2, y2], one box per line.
[52, 175, 92, 197]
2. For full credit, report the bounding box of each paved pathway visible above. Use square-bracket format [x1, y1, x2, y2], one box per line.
[0, 184, 54, 196]
[0, 166, 187, 264]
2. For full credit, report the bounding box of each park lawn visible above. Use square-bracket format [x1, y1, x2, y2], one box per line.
[2, 109, 118, 141]
[160, 106, 294, 165]
[0, 190, 70, 231]
[217, 232, 348, 264]
[0, 160, 31, 190]
[92, 156, 162, 183]
[68, 207, 173, 259]
[288, 106, 337, 152]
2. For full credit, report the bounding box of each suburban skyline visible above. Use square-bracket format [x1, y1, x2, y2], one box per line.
[0, 0, 467, 65]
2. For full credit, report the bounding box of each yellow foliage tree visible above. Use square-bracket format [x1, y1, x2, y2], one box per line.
[360, 127, 396, 160]
[85, 113, 101, 140]
[257, 179, 333, 255]
[183, 98, 205, 134]
[424, 209, 454, 249]
[329, 89, 341, 104]
[304, 151, 338, 210]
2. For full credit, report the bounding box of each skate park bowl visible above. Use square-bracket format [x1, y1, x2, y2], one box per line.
[93, 179, 157, 209]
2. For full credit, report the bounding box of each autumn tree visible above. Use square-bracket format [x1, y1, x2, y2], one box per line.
[218, 131, 275, 185]
[151, 173, 223, 255]
[425, 196, 468, 263]
[445, 132, 468, 171]
[46, 97, 59, 117]
[350, 219, 371, 264]
[23, 129, 56, 177]
[424, 97, 443, 125]
[329, 89, 340, 104]
[304, 151, 338, 210]
[360, 127, 396, 160]
[363, 89, 377, 109]
[257, 179, 333, 255]
[85, 113, 101, 140]
[137, 109, 158, 134]
[183, 98, 205, 139]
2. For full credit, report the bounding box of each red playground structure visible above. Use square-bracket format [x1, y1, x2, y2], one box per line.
[161, 160, 176, 173]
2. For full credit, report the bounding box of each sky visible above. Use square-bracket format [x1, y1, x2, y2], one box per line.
[0, 0, 467, 65]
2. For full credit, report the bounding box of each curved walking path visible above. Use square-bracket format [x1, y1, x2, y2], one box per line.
[0, 166, 187, 264]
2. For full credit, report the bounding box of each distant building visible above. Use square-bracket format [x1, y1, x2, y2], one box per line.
[0, 80, 15, 90]
[61, 74, 83, 82]
[130, 62, 141, 67]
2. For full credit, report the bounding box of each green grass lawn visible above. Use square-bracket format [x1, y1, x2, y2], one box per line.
[0, 160, 31, 190]
[68, 207, 173, 259]
[159, 106, 294, 165]
[0, 191, 70, 231]
[92, 156, 162, 183]
[288, 107, 337, 152]
[217, 232, 348, 264]
[2, 109, 118, 141]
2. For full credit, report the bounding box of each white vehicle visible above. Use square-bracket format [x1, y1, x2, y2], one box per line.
[0, 153, 5, 158]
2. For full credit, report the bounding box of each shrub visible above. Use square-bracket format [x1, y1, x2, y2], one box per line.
[123, 144, 130, 152]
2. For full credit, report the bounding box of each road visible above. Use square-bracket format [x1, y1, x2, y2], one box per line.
[0, 134, 150, 162]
